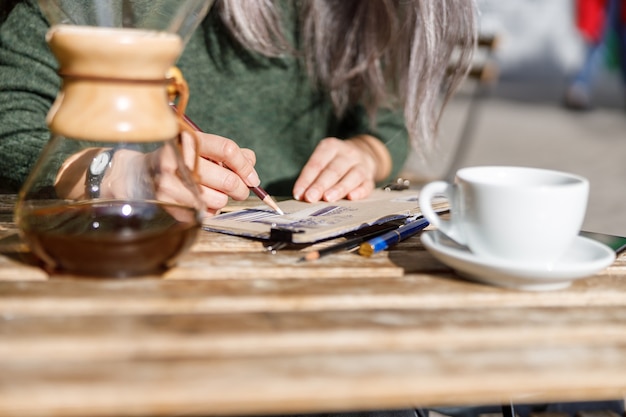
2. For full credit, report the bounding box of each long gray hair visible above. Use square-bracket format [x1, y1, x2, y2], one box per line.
[215, 0, 477, 155]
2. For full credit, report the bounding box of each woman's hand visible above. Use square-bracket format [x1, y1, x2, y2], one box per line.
[118, 132, 259, 216]
[178, 131, 259, 215]
[55, 132, 259, 218]
[135, 132, 258, 216]
[108, 132, 260, 215]
[292, 135, 392, 203]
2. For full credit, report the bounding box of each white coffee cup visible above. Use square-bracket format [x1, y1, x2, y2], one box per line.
[419, 166, 589, 265]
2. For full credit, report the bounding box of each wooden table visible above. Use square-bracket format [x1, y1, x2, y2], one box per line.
[1, 194, 626, 417]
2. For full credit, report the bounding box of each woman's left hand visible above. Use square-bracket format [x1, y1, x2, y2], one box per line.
[292, 135, 392, 203]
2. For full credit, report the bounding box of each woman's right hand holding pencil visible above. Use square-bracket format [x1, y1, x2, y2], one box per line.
[180, 131, 260, 215]
[53, 131, 260, 218]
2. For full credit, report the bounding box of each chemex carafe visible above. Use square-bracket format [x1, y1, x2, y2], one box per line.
[14, 0, 214, 277]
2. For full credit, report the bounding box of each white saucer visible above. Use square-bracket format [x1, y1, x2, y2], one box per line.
[421, 230, 616, 291]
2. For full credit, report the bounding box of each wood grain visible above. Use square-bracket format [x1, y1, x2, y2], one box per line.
[2, 305, 626, 361]
[2, 348, 626, 417]
[1, 194, 626, 417]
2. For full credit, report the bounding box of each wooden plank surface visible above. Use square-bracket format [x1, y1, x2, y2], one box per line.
[2, 347, 626, 417]
[164, 250, 403, 280]
[2, 305, 626, 361]
[1, 267, 625, 416]
[0, 254, 625, 316]
[2, 194, 626, 417]
[0, 272, 625, 318]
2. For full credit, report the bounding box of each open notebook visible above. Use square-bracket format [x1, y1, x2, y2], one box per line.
[203, 189, 448, 243]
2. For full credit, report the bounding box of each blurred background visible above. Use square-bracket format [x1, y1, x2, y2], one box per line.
[403, 0, 626, 237]
[477, 0, 623, 105]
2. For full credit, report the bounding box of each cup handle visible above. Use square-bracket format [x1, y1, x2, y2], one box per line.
[419, 181, 466, 245]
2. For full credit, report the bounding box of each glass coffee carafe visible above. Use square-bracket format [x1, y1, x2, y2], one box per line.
[14, 0, 213, 277]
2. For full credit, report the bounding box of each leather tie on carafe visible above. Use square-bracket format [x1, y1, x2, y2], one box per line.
[167, 66, 202, 186]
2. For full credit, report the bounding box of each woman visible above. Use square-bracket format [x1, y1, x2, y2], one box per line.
[0, 0, 476, 215]
[565, 0, 626, 110]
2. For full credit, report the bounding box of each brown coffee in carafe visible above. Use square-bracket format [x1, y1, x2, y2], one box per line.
[20, 201, 199, 277]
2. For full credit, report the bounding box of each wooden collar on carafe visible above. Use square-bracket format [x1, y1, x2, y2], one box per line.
[58, 71, 170, 85]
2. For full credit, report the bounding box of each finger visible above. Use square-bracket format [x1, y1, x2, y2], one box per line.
[321, 166, 372, 202]
[346, 179, 376, 201]
[195, 157, 251, 201]
[293, 137, 342, 200]
[198, 185, 229, 214]
[241, 148, 256, 165]
[176, 137, 251, 201]
[301, 151, 365, 202]
[153, 171, 203, 210]
[156, 170, 230, 216]
[301, 166, 348, 203]
[196, 133, 260, 188]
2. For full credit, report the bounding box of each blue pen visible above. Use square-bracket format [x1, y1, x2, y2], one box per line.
[358, 217, 429, 257]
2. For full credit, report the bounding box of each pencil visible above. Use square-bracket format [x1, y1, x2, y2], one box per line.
[298, 220, 405, 262]
[171, 104, 284, 215]
[358, 217, 429, 257]
[248, 186, 284, 216]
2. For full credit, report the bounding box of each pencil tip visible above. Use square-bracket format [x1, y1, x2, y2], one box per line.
[266, 198, 284, 215]
[298, 252, 319, 262]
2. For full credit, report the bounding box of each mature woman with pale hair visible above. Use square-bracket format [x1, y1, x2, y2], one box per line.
[0, 0, 476, 215]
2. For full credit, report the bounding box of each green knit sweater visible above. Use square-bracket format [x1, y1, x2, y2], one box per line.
[0, 0, 408, 195]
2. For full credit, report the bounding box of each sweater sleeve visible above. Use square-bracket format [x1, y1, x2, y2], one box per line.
[336, 105, 409, 185]
[0, 0, 59, 191]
